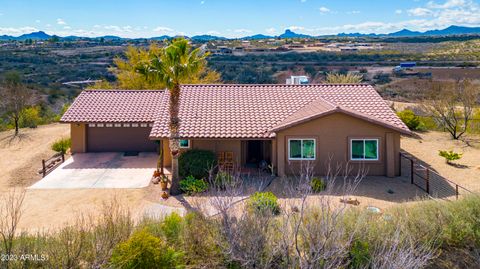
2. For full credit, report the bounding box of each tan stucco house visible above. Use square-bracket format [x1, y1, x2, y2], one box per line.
[61, 84, 411, 177]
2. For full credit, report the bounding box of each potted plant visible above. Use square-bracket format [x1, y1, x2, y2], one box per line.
[161, 191, 169, 199]
[160, 175, 168, 190]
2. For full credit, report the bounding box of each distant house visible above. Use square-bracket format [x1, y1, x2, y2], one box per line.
[61, 84, 411, 177]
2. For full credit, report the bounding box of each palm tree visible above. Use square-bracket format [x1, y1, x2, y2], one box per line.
[325, 72, 363, 84]
[137, 38, 207, 195]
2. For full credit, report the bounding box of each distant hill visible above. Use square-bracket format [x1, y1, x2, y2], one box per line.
[1, 25, 479, 41]
[242, 34, 274, 40]
[279, 29, 312, 39]
[191, 35, 227, 41]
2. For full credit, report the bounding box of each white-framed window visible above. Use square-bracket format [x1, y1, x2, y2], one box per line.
[96, 123, 104, 127]
[148, 123, 154, 127]
[105, 123, 113, 127]
[288, 138, 316, 160]
[88, 123, 96, 127]
[123, 123, 131, 127]
[131, 123, 139, 127]
[350, 139, 379, 161]
[114, 123, 122, 127]
[140, 123, 148, 127]
[179, 139, 190, 149]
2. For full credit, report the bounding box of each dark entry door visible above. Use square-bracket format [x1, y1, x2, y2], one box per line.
[247, 140, 263, 164]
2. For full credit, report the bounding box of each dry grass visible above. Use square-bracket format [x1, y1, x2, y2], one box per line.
[401, 131, 480, 192]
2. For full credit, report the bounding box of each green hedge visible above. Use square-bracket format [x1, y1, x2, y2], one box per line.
[179, 149, 216, 179]
[247, 192, 280, 215]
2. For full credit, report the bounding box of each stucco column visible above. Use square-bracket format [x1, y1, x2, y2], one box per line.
[386, 132, 395, 177]
[277, 134, 285, 177]
[271, 139, 277, 175]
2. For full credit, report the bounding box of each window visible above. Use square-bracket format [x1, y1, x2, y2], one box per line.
[350, 139, 379, 161]
[288, 139, 316, 160]
[179, 139, 190, 149]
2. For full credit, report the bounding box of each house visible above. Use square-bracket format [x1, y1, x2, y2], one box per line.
[61, 84, 411, 177]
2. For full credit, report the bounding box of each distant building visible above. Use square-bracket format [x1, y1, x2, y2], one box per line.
[400, 62, 416, 68]
[286, 76, 309, 85]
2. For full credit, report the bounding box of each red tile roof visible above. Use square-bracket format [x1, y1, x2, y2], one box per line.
[149, 84, 411, 138]
[61, 85, 411, 138]
[60, 90, 166, 123]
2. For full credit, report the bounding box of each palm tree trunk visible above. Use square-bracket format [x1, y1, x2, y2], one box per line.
[14, 117, 19, 136]
[169, 83, 181, 195]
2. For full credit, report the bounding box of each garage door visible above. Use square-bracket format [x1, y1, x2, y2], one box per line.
[87, 126, 157, 152]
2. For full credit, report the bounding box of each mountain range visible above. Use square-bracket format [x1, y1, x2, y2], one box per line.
[1, 25, 480, 41]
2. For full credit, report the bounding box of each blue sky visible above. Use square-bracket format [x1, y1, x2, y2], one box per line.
[0, 0, 479, 37]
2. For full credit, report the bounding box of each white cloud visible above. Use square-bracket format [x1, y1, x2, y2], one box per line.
[300, 0, 307, 3]
[35, 19, 41, 23]
[56, 18, 66, 25]
[286, 25, 305, 31]
[408, 7, 433, 16]
[265, 27, 277, 34]
[153, 26, 174, 34]
[0, 26, 38, 36]
[63, 26, 71, 30]
[200, 0, 205, 4]
[427, 0, 466, 9]
[319, 6, 331, 14]
[206, 30, 220, 35]
[233, 28, 252, 33]
[395, 9, 403, 14]
[347, 10, 361, 14]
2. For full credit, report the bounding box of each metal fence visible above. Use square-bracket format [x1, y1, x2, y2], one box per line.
[400, 151, 473, 200]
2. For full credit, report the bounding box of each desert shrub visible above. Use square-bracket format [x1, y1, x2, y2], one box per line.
[214, 171, 233, 189]
[19, 106, 41, 128]
[160, 213, 183, 244]
[179, 149, 216, 179]
[397, 109, 426, 131]
[180, 176, 208, 195]
[181, 212, 224, 267]
[51, 138, 71, 154]
[310, 177, 326, 192]
[349, 240, 370, 269]
[247, 192, 280, 215]
[438, 150, 463, 164]
[110, 229, 184, 269]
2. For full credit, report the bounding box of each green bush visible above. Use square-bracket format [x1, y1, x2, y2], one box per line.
[51, 138, 71, 154]
[310, 177, 326, 193]
[110, 229, 184, 269]
[160, 213, 183, 244]
[397, 109, 426, 131]
[438, 150, 463, 164]
[214, 171, 233, 189]
[247, 192, 280, 215]
[349, 240, 370, 269]
[180, 176, 208, 195]
[19, 106, 42, 128]
[179, 149, 216, 179]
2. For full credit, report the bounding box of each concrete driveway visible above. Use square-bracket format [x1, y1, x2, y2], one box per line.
[29, 152, 157, 189]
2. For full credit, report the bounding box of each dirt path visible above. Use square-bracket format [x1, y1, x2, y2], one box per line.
[401, 131, 480, 192]
[0, 124, 70, 189]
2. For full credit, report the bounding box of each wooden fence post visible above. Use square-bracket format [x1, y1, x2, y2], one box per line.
[456, 185, 459, 200]
[426, 169, 430, 194]
[61, 153, 65, 163]
[42, 159, 46, 178]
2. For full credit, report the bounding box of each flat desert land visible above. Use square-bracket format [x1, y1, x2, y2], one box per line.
[401, 131, 480, 192]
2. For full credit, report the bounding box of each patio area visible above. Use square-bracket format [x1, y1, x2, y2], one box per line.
[29, 152, 161, 189]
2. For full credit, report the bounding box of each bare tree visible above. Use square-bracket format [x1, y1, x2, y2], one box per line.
[279, 159, 366, 269]
[0, 189, 26, 269]
[368, 227, 435, 269]
[0, 72, 35, 136]
[424, 79, 479, 140]
[207, 168, 279, 268]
